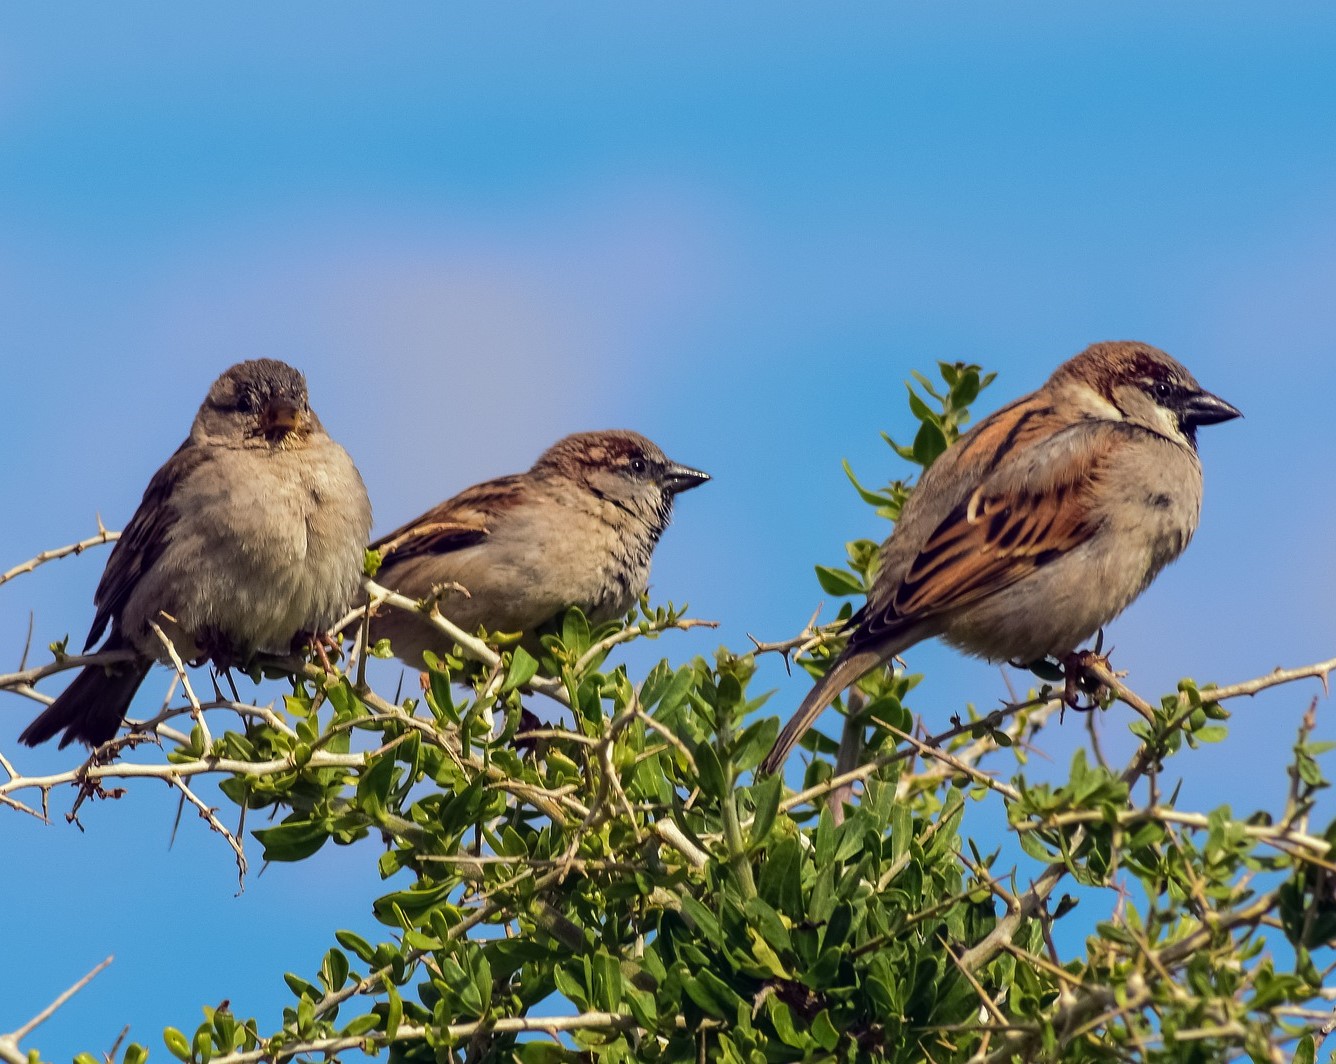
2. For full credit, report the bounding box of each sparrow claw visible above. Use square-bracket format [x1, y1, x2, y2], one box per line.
[294, 631, 340, 674]
[1059, 649, 1112, 716]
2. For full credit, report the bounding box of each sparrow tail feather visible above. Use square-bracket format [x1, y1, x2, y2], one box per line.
[760, 645, 896, 775]
[19, 634, 151, 749]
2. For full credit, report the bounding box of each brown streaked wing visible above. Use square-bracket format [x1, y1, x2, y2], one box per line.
[849, 424, 1111, 651]
[86, 439, 206, 650]
[371, 474, 532, 561]
[952, 395, 1061, 476]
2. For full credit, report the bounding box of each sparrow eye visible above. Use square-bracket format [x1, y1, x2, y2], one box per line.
[1151, 380, 1173, 402]
[630, 457, 648, 475]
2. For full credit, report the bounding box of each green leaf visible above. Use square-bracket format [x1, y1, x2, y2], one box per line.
[503, 646, 540, 693]
[163, 1028, 191, 1062]
[814, 565, 865, 597]
[356, 753, 395, 821]
[320, 948, 350, 992]
[952, 367, 982, 407]
[842, 459, 897, 507]
[254, 818, 329, 863]
[696, 741, 728, 798]
[732, 717, 778, 772]
[905, 384, 938, 425]
[1193, 724, 1228, 743]
[747, 930, 788, 979]
[561, 607, 591, 654]
[284, 972, 319, 999]
[332, 930, 371, 962]
[653, 664, 697, 719]
[765, 997, 806, 1048]
[342, 1014, 381, 1037]
[744, 897, 792, 955]
[759, 836, 803, 917]
[682, 968, 743, 1019]
[679, 894, 722, 941]
[595, 950, 623, 1011]
[372, 880, 456, 927]
[385, 986, 403, 1040]
[810, 1009, 839, 1051]
[912, 419, 949, 467]
[748, 773, 782, 848]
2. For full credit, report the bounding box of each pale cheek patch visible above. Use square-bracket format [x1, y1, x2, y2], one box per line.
[1149, 406, 1187, 444]
[1111, 387, 1188, 446]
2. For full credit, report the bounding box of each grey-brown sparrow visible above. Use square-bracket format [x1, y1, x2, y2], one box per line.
[369, 430, 709, 666]
[762, 341, 1241, 774]
[20, 359, 373, 748]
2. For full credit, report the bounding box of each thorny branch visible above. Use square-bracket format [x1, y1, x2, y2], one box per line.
[0, 529, 119, 591]
[0, 587, 716, 873]
[5, 532, 1336, 1059]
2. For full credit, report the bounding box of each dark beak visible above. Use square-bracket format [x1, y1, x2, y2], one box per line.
[1181, 390, 1243, 427]
[662, 462, 711, 495]
[261, 398, 308, 439]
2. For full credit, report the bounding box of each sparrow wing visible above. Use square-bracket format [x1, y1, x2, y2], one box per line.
[86, 439, 205, 650]
[848, 420, 1117, 652]
[372, 474, 531, 562]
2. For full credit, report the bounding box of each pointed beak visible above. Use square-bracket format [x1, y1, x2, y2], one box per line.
[1182, 390, 1243, 427]
[261, 398, 308, 439]
[662, 462, 711, 495]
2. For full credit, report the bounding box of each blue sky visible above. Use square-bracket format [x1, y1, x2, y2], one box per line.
[4, 4, 1336, 1057]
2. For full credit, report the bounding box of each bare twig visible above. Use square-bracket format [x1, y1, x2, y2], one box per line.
[0, 955, 114, 1063]
[166, 773, 248, 887]
[0, 529, 119, 591]
[0, 648, 139, 697]
[1204, 657, 1336, 702]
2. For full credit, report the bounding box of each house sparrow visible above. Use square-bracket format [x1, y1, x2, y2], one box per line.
[19, 359, 373, 749]
[761, 341, 1240, 775]
[369, 430, 709, 666]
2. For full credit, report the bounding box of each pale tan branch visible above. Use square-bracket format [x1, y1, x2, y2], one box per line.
[0, 649, 139, 695]
[363, 578, 568, 705]
[573, 616, 717, 676]
[203, 1011, 675, 1064]
[1204, 657, 1336, 702]
[166, 773, 248, 887]
[0, 955, 114, 1063]
[777, 695, 1053, 817]
[1015, 806, 1334, 862]
[887, 724, 1022, 802]
[748, 606, 841, 664]
[147, 619, 210, 749]
[0, 530, 119, 591]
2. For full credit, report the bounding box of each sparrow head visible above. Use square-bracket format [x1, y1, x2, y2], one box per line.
[533, 429, 710, 530]
[1053, 341, 1242, 449]
[198, 359, 319, 447]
